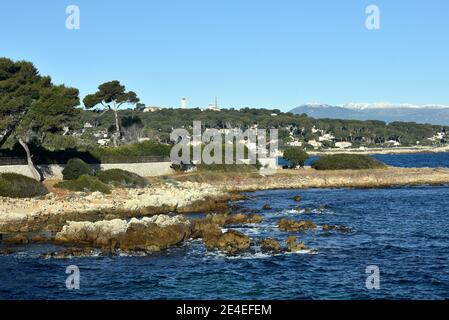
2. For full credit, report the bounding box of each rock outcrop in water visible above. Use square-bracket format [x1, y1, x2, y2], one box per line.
[54, 215, 191, 252]
[322, 224, 352, 233]
[203, 230, 251, 254]
[292, 195, 302, 202]
[278, 219, 317, 232]
[285, 236, 309, 252]
[191, 217, 223, 239]
[262, 203, 272, 210]
[258, 238, 282, 253]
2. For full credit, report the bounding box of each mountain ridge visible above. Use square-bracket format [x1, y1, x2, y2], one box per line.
[290, 103, 449, 125]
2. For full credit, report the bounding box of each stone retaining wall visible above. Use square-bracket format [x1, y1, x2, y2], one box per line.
[0, 162, 174, 179]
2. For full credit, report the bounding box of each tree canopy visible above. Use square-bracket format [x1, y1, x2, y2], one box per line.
[283, 147, 309, 168]
[0, 57, 80, 180]
[83, 80, 139, 146]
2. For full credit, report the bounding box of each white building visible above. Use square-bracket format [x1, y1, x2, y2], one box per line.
[97, 138, 110, 146]
[385, 140, 401, 146]
[335, 141, 353, 149]
[319, 133, 335, 142]
[308, 140, 322, 149]
[428, 132, 445, 142]
[206, 104, 220, 111]
[143, 106, 161, 112]
[287, 140, 303, 147]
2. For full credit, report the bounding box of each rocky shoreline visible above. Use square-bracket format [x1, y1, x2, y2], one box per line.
[2, 167, 449, 257]
[0, 182, 235, 233]
[205, 167, 449, 192]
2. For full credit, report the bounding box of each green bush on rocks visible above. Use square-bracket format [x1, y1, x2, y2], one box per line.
[312, 154, 386, 170]
[95, 169, 149, 188]
[0, 173, 48, 198]
[62, 158, 92, 180]
[55, 175, 111, 194]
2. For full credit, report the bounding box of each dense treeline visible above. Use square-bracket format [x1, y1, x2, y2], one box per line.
[80, 107, 449, 148]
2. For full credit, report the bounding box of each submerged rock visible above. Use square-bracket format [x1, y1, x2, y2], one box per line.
[322, 224, 351, 233]
[278, 219, 317, 232]
[0, 247, 16, 255]
[42, 247, 98, 259]
[2, 233, 29, 244]
[203, 230, 251, 254]
[285, 236, 309, 252]
[262, 203, 272, 210]
[258, 238, 282, 253]
[54, 215, 191, 252]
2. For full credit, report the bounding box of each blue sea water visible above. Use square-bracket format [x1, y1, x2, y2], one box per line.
[2, 186, 449, 300]
[372, 152, 449, 168]
[1, 153, 449, 300]
[279, 151, 449, 168]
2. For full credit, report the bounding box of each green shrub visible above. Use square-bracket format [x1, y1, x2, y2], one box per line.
[62, 158, 92, 180]
[0, 173, 48, 198]
[95, 169, 149, 188]
[312, 154, 386, 170]
[283, 147, 309, 167]
[91, 141, 171, 163]
[55, 175, 111, 194]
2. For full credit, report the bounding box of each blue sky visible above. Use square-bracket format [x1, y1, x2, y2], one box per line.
[1, 0, 448, 111]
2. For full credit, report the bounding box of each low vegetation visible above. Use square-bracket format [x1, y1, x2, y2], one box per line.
[312, 154, 386, 170]
[90, 141, 171, 163]
[62, 158, 92, 180]
[0, 173, 48, 198]
[55, 175, 112, 194]
[96, 169, 149, 188]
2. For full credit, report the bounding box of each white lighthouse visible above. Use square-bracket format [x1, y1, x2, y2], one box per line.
[181, 96, 187, 109]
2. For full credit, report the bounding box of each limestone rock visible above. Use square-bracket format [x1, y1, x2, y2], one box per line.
[54, 215, 191, 252]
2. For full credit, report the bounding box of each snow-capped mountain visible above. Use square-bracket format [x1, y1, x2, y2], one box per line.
[290, 103, 449, 125]
[340, 102, 449, 110]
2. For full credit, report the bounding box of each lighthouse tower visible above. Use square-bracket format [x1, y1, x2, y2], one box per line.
[181, 97, 187, 110]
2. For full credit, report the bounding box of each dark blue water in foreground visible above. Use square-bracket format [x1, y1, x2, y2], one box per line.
[372, 152, 449, 168]
[279, 152, 449, 168]
[2, 184, 449, 300]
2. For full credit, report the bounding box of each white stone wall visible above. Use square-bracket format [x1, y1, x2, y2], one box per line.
[0, 162, 174, 179]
